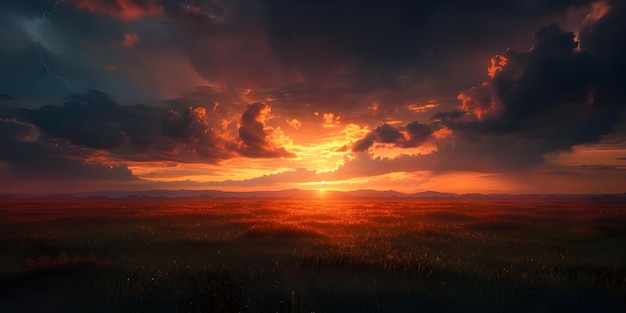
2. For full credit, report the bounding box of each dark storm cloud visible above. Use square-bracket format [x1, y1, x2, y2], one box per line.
[0, 94, 16, 101]
[161, 105, 236, 161]
[72, 0, 601, 105]
[3, 0, 599, 107]
[4, 0, 597, 114]
[352, 122, 433, 152]
[404, 122, 434, 148]
[262, 0, 595, 87]
[430, 110, 464, 123]
[578, 0, 626, 94]
[13, 89, 233, 162]
[492, 24, 592, 122]
[372, 124, 401, 143]
[353, 124, 401, 152]
[0, 118, 38, 142]
[6, 89, 295, 165]
[163, 106, 214, 143]
[351, 134, 376, 153]
[446, 21, 624, 161]
[238, 102, 296, 158]
[349, 2, 626, 172]
[17, 90, 161, 150]
[0, 118, 136, 181]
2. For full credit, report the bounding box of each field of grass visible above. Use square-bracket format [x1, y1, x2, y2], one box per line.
[1, 198, 625, 312]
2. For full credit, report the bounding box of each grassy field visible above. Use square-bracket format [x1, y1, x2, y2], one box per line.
[0, 198, 625, 312]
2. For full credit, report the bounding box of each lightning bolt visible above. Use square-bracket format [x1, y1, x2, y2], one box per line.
[31, 0, 71, 90]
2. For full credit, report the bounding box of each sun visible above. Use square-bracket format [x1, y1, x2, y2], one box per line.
[318, 188, 325, 200]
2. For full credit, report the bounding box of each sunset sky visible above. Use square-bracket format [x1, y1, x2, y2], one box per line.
[1, 0, 625, 194]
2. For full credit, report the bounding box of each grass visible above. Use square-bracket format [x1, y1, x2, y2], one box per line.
[0, 199, 625, 312]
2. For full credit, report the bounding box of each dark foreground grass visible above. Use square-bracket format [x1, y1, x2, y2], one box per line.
[0, 199, 625, 312]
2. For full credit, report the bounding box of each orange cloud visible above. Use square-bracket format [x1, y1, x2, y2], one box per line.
[67, 0, 163, 20]
[117, 32, 139, 48]
[286, 118, 302, 130]
[487, 55, 507, 78]
[584, 1, 610, 24]
[322, 113, 341, 128]
[457, 82, 499, 119]
[407, 103, 438, 113]
[433, 127, 452, 139]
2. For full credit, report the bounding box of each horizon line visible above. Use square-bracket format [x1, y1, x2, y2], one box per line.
[2, 188, 625, 199]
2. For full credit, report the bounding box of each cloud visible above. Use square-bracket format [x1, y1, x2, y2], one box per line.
[404, 121, 434, 147]
[286, 118, 302, 129]
[352, 122, 432, 152]
[161, 105, 234, 161]
[408, 103, 438, 113]
[238, 102, 296, 158]
[0, 118, 39, 143]
[322, 113, 341, 128]
[441, 20, 625, 164]
[4, 89, 300, 179]
[461, 22, 592, 122]
[117, 32, 139, 47]
[163, 106, 210, 143]
[17, 90, 138, 149]
[457, 82, 499, 119]
[0, 118, 136, 181]
[203, 168, 319, 188]
[0, 93, 16, 101]
[67, 0, 164, 20]
[579, 0, 626, 84]
[317, 153, 430, 181]
[351, 134, 376, 152]
[583, 1, 611, 24]
[3, 0, 625, 193]
[348, 3, 626, 173]
[263, 1, 595, 88]
[412, 10, 625, 172]
[7, 89, 251, 164]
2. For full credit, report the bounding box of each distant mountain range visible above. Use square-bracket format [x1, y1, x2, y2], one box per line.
[3, 189, 626, 200]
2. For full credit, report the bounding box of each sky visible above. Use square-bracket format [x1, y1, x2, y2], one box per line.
[1, 0, 625, 194]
